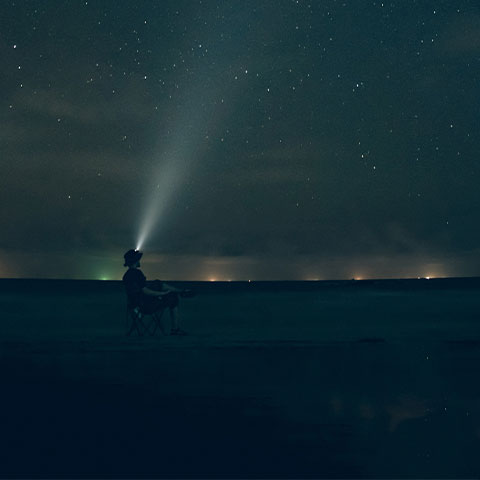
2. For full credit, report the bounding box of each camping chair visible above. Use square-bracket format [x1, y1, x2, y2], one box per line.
[126, 305, 166, 336]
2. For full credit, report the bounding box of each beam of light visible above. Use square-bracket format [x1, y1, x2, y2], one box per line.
[136, 153, 189, 251]
[136, 138, 199, 251]
[135, 76, 229, 252]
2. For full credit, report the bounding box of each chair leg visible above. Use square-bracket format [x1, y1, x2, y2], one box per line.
[126, 308, 166, 337]
[145, 311, 165, 336]
[149, 318, 158, 336]
[126, 309, 146, 336]
[127, 315, 141, 336]
[138, 317, 148, 336]
[126, 311, 135, 336]
[143, 315, 156, 336]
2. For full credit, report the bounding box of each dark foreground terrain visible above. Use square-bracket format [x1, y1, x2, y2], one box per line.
[1, 278, 480, 478]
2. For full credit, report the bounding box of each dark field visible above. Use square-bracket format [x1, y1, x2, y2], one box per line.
[1, 278, 480, 478]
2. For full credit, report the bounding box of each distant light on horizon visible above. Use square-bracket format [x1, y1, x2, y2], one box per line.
[418, 275, 443, 280]
[349, 271, 367, 280]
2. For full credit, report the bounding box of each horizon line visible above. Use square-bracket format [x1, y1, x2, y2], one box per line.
[1, 276, 480, 283]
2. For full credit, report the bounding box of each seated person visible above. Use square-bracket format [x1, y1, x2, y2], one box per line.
[122, 249, 188, 335]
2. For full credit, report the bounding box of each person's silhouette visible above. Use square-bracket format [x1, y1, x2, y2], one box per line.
[122, 249, 188, 335]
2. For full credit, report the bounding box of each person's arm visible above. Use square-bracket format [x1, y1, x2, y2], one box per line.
[142, 286, 168, 297]
[162, 282, 183, 293]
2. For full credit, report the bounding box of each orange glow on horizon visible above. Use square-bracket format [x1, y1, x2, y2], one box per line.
[352, 274, 366, 281]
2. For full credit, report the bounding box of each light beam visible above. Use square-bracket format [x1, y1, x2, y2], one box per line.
[135, 80, 223, 251]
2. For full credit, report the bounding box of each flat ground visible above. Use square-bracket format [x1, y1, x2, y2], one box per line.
[1, 279, 480, 478]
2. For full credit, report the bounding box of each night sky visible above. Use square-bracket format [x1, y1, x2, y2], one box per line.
[2, 1, 480, 280]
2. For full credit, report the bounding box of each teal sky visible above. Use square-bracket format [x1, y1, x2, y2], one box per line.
[1, 1, 480, 280]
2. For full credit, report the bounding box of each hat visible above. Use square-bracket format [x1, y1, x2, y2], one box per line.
[123, 249, 143, 267]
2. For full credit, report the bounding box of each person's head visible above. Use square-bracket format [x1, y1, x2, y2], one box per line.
[123, 249, 143, 268]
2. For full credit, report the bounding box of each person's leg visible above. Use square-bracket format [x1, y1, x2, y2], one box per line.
[163, 292, 186, 334]
[154, 310, 167, 335]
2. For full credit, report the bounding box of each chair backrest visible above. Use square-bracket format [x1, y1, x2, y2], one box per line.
[123, 278, 142, 310]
